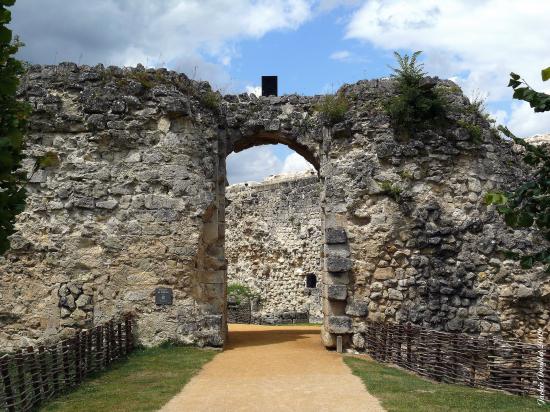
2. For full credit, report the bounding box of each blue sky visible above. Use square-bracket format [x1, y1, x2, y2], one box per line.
[9, 0, 550, 183]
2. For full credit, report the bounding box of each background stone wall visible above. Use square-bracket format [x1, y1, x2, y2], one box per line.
[226, 171, 322, 324]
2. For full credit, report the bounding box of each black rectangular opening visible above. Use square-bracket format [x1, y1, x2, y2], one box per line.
[262, 76, 278, 97]
[306, 274, 317, 288]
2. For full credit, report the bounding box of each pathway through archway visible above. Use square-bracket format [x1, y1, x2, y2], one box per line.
[160, 324, 384, 411]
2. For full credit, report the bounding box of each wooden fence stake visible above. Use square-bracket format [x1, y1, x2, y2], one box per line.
[0, 357, 15, 412]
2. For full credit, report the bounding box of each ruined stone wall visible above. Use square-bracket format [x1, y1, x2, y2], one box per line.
[0, 63, 226, 350]
[323, 79, 549, 348]
[1, 63, 548, 352]
[226, 171, 322, 324]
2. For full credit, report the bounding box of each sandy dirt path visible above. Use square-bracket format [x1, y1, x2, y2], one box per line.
[159, 324, 385, 412]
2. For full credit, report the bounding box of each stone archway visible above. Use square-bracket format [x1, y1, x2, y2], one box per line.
[213, 128, 328, 344]
[196, 99, 354, 348]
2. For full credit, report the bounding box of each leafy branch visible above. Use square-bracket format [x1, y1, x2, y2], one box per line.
[485, 67, 550, 270]
[507, 70, 550, 112]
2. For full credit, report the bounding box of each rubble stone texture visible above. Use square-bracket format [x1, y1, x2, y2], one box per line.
[225, 171, 323, 324]
[0, 63, 548, 351]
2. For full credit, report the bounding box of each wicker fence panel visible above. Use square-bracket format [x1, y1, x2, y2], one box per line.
[0, 315, 134, 411]
[362, 321, 549, 402]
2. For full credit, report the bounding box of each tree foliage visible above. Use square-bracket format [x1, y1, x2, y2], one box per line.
[0, 0, 29, 254]
[507, 70, 550, 112]
[485, 67, 550, 271]
[385, 51, 447, 135]
[227, 283, 258, 305]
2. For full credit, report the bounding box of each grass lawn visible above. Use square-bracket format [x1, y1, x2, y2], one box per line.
[344, 356, 549, 412]
[40, 345, 217, 412]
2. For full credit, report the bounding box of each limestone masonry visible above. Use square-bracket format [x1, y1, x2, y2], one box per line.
[226, 171, 322, 324]
[0, 63, 548, 351]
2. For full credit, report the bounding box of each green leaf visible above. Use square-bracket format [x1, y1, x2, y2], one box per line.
[510, 72, 521, 81]
[507, 78, 522, 88]
[516, 212, 534, 228]
[512, 87, 529, 100]
[542, 67, 550, 82]
[520, 256, 534, 269]
[504, 211, 517, 227]
[0, 25, 11, 43]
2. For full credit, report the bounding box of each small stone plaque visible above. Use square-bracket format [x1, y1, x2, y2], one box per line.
[155, 287, 173, 305]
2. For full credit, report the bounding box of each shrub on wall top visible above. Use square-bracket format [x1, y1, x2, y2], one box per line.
[384, 51, 447, 136]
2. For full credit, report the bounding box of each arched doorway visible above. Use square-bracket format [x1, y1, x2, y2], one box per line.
[224, 143, 322, 327]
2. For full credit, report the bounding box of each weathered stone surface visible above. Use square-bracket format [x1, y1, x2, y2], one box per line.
[325, 227, 347, 244]
[373, 267, 394, 280]
[325, 285, 347, 301]
[325, 256, 352, 273]
[225, 172, 322, 324]
[327, 316, 352, 334]
[346, 300, 369, 317]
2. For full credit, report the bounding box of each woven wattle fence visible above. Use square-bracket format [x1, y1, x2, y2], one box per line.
[0, 314, 134, 411]
[362, 321, 550, 402]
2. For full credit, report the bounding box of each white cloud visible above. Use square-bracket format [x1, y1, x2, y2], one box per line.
[10, 0, 315, 89]
[345, 0, 550, 103]
[245, 85, 262, 96]
[227, 146, 282, 184]
[507, 102, 550, 138]
[227, 146, 314, 184]
[330, 50, 352, 61]
[489, 109, 508, 126]
[281, 152, 315, 173]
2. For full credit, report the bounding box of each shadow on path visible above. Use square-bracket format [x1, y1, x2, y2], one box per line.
[226, 326, 320, 349]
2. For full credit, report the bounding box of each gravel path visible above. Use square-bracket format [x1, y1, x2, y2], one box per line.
[159, 324, 385, 412]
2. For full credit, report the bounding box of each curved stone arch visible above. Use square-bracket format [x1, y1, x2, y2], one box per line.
[228, 129, 321, 172]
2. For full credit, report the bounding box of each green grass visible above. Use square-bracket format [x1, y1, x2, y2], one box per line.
[40, 345, 216, 412]
[345, 356, 549, 412]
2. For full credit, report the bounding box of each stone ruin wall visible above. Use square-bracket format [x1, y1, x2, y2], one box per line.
[0, 62, 548, 352]
[225, 171, 323, 324]
[0, 63, 227, 351]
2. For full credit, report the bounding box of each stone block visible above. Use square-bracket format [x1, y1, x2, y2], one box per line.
[325, 227, 347, 244]
[96, 199, 118, 209]
[388, 289, 403, 301]
[345, 300, 369, 317]
[327, 316, 352, 334]
[75, 294, 91, 308]
[321, 325, 336, 348]
[325, 256, 352, 273]
[325, 285, 347, 301]
[73, 197, 95, 209]
[324, 271, 350, 285]
[373, 267, 394, 280]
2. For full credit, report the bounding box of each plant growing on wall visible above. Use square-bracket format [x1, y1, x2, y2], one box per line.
[0, 0, 29, 254]
[385, 51, 447, 136]
[485, 66, 550, 271]
[315, 93, 349, 126]
[227, 283, 258, 305]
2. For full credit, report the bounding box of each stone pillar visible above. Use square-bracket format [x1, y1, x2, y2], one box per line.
[321, 215, 353, 348]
